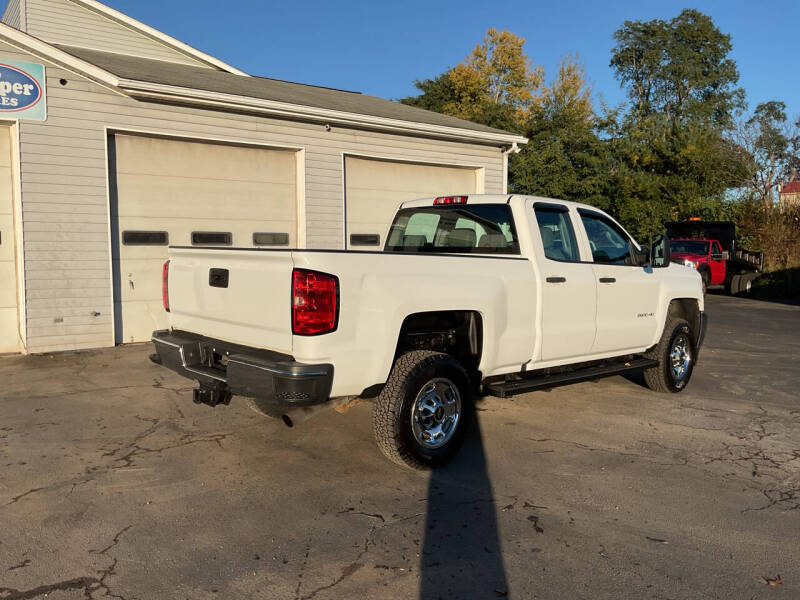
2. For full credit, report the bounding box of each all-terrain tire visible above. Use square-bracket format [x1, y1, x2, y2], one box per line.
[644, 316, 696, 393]
[373, 350, 472, 470]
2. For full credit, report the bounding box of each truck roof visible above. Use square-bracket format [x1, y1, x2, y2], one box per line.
[398, 194, 604, 213]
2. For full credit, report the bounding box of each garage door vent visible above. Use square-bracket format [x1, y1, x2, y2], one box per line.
[350, 233, 380, 246]
[122, 231, 169, 245]
[192, 231, 232, 246]
[253, 232, 289, 246]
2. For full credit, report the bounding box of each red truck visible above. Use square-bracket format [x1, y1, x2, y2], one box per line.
[666, 221, 763, 295]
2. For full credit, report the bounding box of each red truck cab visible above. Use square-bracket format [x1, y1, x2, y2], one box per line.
[670, 238, 727, 293]
[666, 220, 762, 296]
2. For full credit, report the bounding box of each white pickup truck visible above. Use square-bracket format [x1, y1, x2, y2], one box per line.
[151, 194, 706, 469]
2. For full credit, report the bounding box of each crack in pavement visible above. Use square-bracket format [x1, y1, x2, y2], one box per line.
[0, 525, 132, 600]
[5, 488, 44, 506]
[3, 416, 234, 506]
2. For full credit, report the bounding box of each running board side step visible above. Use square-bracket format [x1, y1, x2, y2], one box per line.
[484, 358, 659, 398]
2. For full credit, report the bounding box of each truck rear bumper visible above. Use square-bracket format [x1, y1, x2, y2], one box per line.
[150, 329, 333, 408]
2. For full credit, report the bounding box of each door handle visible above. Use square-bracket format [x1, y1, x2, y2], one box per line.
[599, 277, 616, 283]
[546, 276, 566, 283]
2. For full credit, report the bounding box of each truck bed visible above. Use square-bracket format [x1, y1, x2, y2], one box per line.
[165, 246, 537, 397]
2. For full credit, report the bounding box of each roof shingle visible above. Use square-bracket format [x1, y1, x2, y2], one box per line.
[57, 45, 519, 139]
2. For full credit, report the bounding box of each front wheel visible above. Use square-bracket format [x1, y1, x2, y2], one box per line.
[644, 316, 696, 393]
[373, 350, 472, 470]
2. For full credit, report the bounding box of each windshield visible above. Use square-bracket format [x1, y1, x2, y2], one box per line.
[385, 204, 520, 254]
[671, 240, 709, 255]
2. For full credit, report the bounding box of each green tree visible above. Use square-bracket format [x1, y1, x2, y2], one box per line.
[511, 54, 610, 209]
[604, 9, 749, 237]
[610, 9, 745, 127]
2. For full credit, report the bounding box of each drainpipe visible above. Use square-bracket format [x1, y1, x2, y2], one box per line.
[501, 142, 521, 194]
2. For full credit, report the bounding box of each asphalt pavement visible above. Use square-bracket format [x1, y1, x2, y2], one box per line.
[1, 293, 798, 599]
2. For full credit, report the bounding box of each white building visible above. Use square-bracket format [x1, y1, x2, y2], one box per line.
[0, 0, 525, 353]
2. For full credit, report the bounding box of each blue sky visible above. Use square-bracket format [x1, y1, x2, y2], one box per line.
[96, 1, 799, 120]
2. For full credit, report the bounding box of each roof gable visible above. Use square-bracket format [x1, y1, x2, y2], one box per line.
[21, 0, 247, 74]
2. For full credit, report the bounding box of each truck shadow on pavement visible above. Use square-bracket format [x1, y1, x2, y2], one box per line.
[419, 416, 510, 599]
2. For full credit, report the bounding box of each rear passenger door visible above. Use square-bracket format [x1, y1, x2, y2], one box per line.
[577, 209, 660, 353]
[533, 203, 597, 361]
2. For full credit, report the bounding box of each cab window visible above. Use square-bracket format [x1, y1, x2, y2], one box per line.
[580, 212, 634, 265]
[533, 206, 580, 262]
[385, 204, 519, 254]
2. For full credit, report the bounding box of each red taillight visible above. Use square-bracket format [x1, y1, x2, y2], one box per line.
[162, 260, 170, 312]
[292, 269, 338, 335]
[433, 196, 468, 205]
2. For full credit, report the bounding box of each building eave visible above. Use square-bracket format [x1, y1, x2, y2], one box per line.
[118, 78, 529, 147]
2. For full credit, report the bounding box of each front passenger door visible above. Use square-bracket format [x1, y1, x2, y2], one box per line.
[579, 210, 660, 353]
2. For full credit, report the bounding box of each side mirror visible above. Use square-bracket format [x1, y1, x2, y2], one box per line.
[650, 234, 670, 268]
[722, 251, 729, 260]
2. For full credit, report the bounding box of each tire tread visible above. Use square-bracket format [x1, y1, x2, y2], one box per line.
[373, 350, 467, 470]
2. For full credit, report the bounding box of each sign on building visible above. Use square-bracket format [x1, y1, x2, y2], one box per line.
[0, 59, 46, 120]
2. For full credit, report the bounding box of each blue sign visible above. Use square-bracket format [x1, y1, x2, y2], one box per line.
[0, 59, 46, 120]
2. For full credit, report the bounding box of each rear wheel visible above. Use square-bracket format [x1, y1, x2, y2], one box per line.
[644, 316, 696, 393]
[373, 350, 472, 470]
[739, 273, 755, 295]
[728, 274, 742, 296]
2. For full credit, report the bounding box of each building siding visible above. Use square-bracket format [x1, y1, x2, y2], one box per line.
[0, 41, 506, 353]
[24, 0, 213, 68]
[1, 0, 23, 29]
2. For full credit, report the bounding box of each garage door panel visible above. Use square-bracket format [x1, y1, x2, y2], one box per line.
[0, 125, 20, 353]
[112, 135, 297, 344]
[114, 136, 296, 182]
[0, 213, 14, 262]
[345, 157, 478, 248]
[114, 177, 296, 220]
[0, 262, 16, 308]
[0, 307, 18, 352]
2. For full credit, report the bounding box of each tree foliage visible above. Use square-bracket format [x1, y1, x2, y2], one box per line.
[610, 9, 744, 127]
[402, 28, 543, 131]
[401, 13, 798, 260]
[732, 101, 800, 208]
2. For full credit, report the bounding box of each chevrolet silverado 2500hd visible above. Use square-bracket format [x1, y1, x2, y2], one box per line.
[151, 194, 706, 469]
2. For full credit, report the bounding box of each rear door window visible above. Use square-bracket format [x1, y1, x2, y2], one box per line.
[533, 207, 580, 262]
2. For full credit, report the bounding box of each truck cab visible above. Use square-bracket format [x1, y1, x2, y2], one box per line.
[670, 238, 727, 293]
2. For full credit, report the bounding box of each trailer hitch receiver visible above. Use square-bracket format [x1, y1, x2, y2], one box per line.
[192, 384, 231, 407]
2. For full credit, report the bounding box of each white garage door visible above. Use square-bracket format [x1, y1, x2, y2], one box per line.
[344, 157, 479, 249]
[111, 134, 297, 343]
[0, 125, 20, 353]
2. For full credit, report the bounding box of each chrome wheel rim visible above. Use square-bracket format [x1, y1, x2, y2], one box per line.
[670, 334, 692, 381]
[410, 377, 461, 449]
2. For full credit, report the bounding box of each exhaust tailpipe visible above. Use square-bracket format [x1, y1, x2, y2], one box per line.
[247, 396, 360, 428]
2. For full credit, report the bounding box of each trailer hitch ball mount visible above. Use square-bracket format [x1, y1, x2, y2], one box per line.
[193, 384, 232, 407]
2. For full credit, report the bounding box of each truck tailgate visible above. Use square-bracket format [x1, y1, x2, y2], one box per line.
[166, 248, 294, 353]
